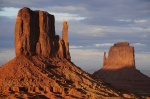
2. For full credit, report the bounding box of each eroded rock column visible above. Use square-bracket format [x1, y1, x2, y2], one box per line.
[62, 21, 71, 60]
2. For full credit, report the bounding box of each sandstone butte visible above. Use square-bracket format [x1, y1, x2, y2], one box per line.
[0, 7, 147, 99]
[93, 42, 150, 97]
[14, 7, 70, 60]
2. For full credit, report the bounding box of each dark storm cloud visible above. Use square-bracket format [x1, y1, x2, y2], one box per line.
[1, 0, 150, 24]
[0, 0, 83, 9]
[0, 0, 150, 49]
[80, 0, 150, 26]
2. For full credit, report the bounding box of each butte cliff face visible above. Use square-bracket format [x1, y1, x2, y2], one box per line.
[93, 42, 150, 93]
[103, 42, 135, 69]
[15, 7, 70, 60]
[0, 7, 136, 99]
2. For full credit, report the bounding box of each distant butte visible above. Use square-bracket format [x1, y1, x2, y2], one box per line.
[103, 42, 135, 69]
[93, 42, 150, 93]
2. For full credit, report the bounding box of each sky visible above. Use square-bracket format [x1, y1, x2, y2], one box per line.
[0, 0, 150, 74]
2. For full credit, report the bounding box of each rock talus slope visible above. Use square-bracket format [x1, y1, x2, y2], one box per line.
[0, 7, 137, 99]
[93, 42, 150, 95]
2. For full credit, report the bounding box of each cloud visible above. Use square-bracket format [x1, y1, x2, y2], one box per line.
[43, 6, 86, 13]
[0, 7, 19, 18]
[134, 20, 148, 23]
[0, 7, 86, 22]
[80, 0, 150, 27]
[94, 43, 113, 47]
[132, 43, 145, 46]
[51, 12, 86, 22]
[117, 19, 132, 23]
[79, 50, 103, 57]
[70, 45, 83, 49]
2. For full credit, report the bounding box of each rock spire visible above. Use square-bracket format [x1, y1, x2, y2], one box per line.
[62, 21, 70, 60]
[62, 21, 68, 43]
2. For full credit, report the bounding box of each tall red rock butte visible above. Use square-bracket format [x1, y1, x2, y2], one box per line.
[15, 7, 70, 60]
[93, 42, 150, 94]
[0, 7, 138, 99]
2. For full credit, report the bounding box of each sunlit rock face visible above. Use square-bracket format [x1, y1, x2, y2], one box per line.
[103, 42, 135, 69]
[62, 21, 71, 60]
[15, 7, 70, 60]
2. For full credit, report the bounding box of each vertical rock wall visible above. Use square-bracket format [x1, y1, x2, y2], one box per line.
[103, 42, 135, 69]
[15, 7, 70, 60]
[36, 11, 55, 57]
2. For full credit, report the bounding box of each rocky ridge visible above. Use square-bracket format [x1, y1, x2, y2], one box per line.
[93, 42, 150, 96]
[0, 7, 138, 99]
